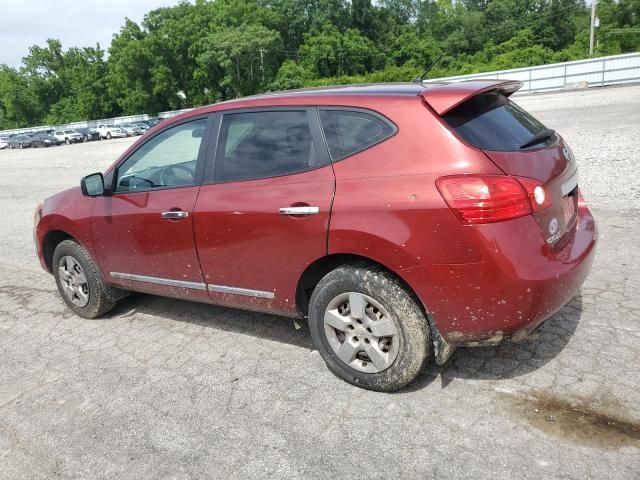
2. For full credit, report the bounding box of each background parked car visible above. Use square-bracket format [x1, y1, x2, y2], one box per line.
[0, 136, 9, 149]
[8, 135, 32, 149]
[31, 133, 60, 148]
[121, 123, 142, 136]
[75, 127, 100, 142]
[53, 130, 83, 145]
[130, 122, 149, 133]
[95, 124, 127, 139]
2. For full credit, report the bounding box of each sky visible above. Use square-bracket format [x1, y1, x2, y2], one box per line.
[0, 0, 185, 68]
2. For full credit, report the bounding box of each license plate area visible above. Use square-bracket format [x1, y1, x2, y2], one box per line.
[563, 187, 578, 230]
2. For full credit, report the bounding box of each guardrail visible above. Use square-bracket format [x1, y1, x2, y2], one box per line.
[1, 52, 639, 137]
[430, 52, 640, 93]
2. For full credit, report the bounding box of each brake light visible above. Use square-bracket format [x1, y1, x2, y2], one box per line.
[436, 175, 551, 224]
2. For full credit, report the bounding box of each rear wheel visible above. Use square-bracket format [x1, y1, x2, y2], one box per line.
[308, 264, 431, 392]
[106, 132, 112, 140]
[53, 240, 116, 318]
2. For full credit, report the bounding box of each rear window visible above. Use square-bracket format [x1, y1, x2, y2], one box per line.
[443, 92, 554, 151]
[319, 109, 396, 161]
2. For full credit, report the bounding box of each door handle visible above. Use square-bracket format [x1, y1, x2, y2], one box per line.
[161, 210, 189, 219]
[279, 206, 320, 216]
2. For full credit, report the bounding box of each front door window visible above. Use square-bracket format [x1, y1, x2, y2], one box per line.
[116, 119, 207, 192]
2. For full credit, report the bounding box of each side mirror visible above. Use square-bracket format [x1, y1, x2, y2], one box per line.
[81, 173, 105, 197]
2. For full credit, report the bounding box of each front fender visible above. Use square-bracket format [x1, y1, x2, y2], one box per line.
[36, 187, 95, 271]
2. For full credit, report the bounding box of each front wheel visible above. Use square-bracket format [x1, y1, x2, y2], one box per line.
[106, 132, 112, 140]
[308, 264, 431, 392]
[53, 240, 116, 318]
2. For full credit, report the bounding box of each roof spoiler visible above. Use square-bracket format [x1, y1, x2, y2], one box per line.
[421, 80, 522, 116]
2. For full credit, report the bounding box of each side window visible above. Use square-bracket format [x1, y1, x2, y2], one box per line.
[319, 109, 396, 161]
[116, 118, 207, 193]
[213, 110, 323, 182]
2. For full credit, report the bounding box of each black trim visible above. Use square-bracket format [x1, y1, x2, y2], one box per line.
[317, 107, 398, 162]
[203, 106, 332, 185]
[202, 113, 221, 185]
[110, 115, 215, 195]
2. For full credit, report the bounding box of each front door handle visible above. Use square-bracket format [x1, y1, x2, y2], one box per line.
[279, 206, 320, 216]
[161, 210, 189, 219]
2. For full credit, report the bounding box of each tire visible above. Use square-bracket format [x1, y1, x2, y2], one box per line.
[53, 240, 116, 319]
[19, 143, 23, 149]
[106, 132, 112, 140]
[308, 264, 431, 392]
[65, 138, 70, 145]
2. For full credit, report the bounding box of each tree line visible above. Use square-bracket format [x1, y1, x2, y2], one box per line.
[1, 0, 639, 130]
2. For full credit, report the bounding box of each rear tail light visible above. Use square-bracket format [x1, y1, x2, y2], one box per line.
[436, 175, 551, 224]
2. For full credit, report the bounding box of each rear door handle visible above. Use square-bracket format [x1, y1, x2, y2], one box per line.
[161, 211, 189, 219]
[279, 206, 320, 216]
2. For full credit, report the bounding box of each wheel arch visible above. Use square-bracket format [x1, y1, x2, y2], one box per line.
[42, 230, 76, 273]
[296, 253, 421, 317]
[295, 253, 455, 364]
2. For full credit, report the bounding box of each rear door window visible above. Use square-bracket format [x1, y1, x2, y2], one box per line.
[442, 92, 554, 151]
[213, 110, 325, 182]
[319, 109, 396, 161]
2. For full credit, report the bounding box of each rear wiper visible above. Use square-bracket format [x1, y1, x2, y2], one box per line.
[519, 128, 555, 149]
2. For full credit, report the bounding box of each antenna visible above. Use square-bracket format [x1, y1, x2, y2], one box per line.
[412, 55, 443, 83]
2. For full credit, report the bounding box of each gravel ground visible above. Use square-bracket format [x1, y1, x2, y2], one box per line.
[1, 85, 639, 479]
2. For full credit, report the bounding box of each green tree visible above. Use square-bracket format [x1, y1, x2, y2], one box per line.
[269, 59, 309, 90]
[300, 23, 378, 77]
[196, 24, 282, 98]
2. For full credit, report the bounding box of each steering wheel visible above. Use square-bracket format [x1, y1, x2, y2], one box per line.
[158, 164, 195, 187]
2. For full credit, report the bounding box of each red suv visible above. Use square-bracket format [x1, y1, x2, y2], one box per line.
[34, 80, 597, 391]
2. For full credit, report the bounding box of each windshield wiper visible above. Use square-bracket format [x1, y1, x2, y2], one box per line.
[519, 128, 555, 149]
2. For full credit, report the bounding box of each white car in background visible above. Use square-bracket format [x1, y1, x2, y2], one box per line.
[95, 124, 127, 140]
[53, 129, 83, 145]
[0, 137, 9, 149]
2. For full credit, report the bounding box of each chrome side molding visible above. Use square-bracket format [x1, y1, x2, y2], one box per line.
[110, 272, 206, 290]
[110, 272, 275, 299]
[208, 284, 275, 299]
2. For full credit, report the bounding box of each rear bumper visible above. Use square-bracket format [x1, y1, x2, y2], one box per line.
[404, 193, 597, 346]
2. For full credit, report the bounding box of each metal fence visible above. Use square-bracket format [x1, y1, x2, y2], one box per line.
[430, 52, 640, 93]
[2, 52, 639, 137]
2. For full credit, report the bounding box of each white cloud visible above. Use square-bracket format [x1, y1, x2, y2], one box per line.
[0, 0, 186, 68]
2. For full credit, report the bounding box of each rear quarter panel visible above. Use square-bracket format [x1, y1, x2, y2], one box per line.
[327, 97, 502, 304]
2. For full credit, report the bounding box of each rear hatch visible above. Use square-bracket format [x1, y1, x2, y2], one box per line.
[424, 82, 578, 250]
